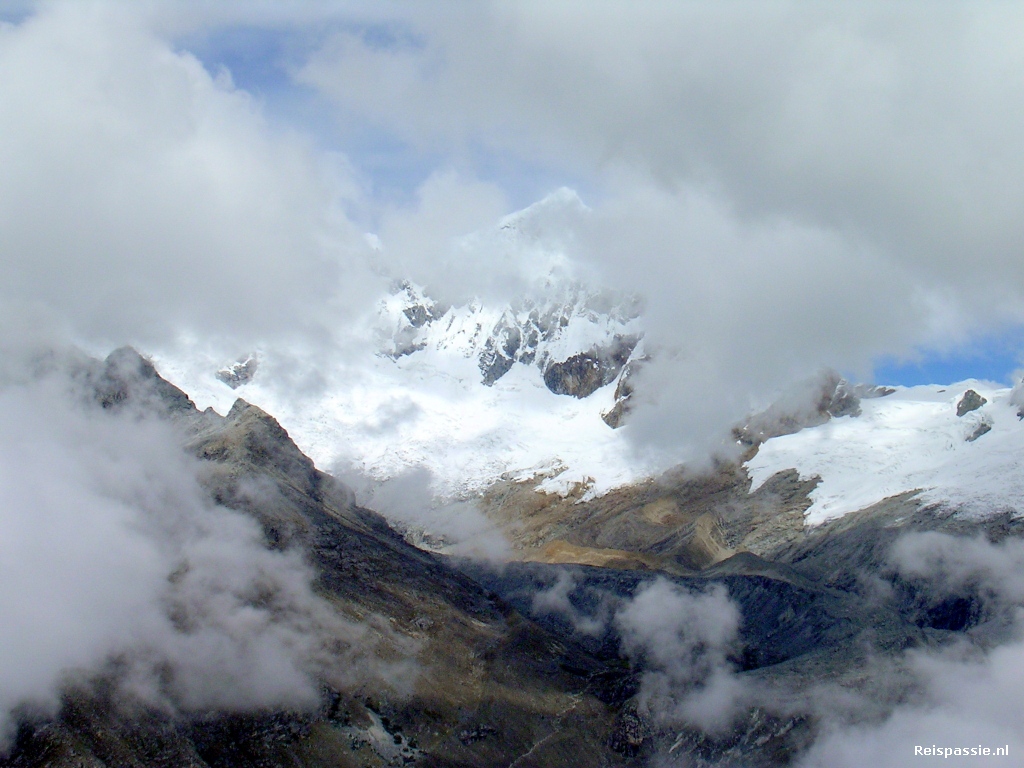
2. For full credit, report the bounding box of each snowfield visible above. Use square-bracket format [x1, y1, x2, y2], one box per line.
[151, 284, 658, 505]
[155, 330, 1024, 528]
[745, 381, 1024, 525]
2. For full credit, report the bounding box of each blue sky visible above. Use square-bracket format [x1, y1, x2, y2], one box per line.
[181, 23, 586, 218]
[874, 330, 1024, 387]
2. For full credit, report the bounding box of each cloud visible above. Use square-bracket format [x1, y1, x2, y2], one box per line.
[615, 578, 746, 733]
[0, 1, 379, 354]
[891, 530, 1024, 609]
[799, 642, 1024, 767]
[7, 1, 1024, 469]
[0, 354, 405, 743]
[359, 177, 926, 462]
[6, 0, 1024, 565]
[336, 465, 511, 561]
[374, 170, 514, 305]
[530, 569, 612, 638]
[599, 535, 1024, 763]
[300, 3, 1024, 287]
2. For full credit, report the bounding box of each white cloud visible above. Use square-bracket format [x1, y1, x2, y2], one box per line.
[530, 569, 611, 638]
[0, 1, 378, 355]
[797, 532, 1024, 766]
[615, 578, 746, 733]
[298, 5, 1024, 315]
[299, 2, 1024, 291]
[4, 2, 1024, 537]
[340, 465, 511, 561]
[374, 169, 511, 302]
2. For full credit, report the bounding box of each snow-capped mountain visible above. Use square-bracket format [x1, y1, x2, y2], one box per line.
[152, 280, 655, 507]
[147, 184, 1024, 531]
[156, 290, 1024, 535]
[149, 188, 666, 506]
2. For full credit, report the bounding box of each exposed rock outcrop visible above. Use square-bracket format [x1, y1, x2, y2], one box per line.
[92, 346, 198, 415]
[956, 388, 987, 416]
[378, 279, 644, 397]
[736, 371, 891, 446]
[542, 335, 638, 398]
[215, 354, 258, 388]
[966, 418, 993, 442]
[602, 361, 640, 428]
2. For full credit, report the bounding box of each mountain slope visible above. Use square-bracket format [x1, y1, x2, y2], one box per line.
[8, 350, 1024, 766]
[1, 349, 634, 768]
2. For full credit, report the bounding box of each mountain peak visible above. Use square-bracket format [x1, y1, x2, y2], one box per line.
[95, 346, 196, 414]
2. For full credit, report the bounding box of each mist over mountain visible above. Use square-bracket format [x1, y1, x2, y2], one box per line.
[4, 345, 1024, 766]
[5, 1, 1024, 766]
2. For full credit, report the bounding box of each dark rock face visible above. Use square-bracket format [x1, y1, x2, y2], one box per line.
[384, 281, 448, 358]
[463, 558, 902, 674]
[476, 295, 640, 396]
[956, 389, 987, 416]
[542, 335, 638, 398]
[736, 371, 886, 446]
[821, 378, 861, 418]
[92, 346, 197, 415]
[381, 281, 646, 403]
[473, 444, 1024, 766]
[967, 420, 993, 442]
[11, 347, 1020, 767]
[603, 362, 639, 428]
[403, 301, 443, 328]
[542, 352, 605, 397]
[479, 317, 524, 385]
[861, 383, 897, 399]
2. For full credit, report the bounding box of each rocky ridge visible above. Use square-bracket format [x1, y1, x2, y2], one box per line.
[2, 349, 633, 768]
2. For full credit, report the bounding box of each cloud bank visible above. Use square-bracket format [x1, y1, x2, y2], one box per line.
[10, 4, 1024, 761]
[796, 532, 1024, 766]
[0, 2, 377, 355]
[516, 543, 1024, 763]
[615, 578, 746, 734]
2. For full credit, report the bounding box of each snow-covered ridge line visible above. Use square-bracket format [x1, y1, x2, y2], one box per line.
[149, 188, 657, 505]
[745, 381, 1024, 526]
[152, 279, 656, 506]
